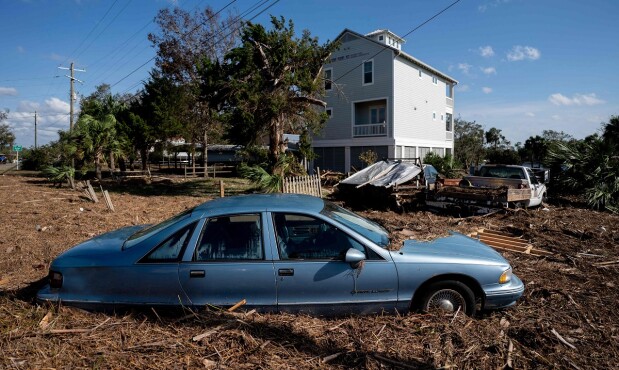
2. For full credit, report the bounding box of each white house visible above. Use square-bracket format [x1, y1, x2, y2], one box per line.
[312, 29, 457, 173]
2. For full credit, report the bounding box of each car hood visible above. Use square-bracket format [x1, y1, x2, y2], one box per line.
[396, 232, 508, 264]
[55, 225, 147, 260]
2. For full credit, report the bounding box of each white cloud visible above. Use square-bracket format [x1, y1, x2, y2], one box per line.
[507, 46, 541, 61]
[45, 97, 70, 113]
[548, 93, 605, 106]
[0, 87, 18, 96]
[17, 46, 25, 53]
[481, 67, 496, 75]
[479, 46, 495, 57]
[526, 112, 535, 117]
[479, 0, 511, 12]
[49, 53, 65, 61]
[457, 84, 470, 92]
[457, 63, 473, 75]
[482, 87, 493, 94]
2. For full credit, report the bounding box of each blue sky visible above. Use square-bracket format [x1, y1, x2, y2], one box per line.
[1, 0, 618, 149]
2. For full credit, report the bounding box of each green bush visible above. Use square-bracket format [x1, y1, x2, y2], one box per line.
[423, 152, 461, 178]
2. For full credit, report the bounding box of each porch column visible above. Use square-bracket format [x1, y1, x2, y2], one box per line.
[345, 146, 351, 174]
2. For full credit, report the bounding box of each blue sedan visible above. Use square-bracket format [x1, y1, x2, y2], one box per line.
[37, 194, 524, 316]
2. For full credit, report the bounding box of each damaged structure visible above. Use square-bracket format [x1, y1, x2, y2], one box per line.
[336, 160, 437, 210]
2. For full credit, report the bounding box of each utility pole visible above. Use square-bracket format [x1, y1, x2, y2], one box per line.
[34, 111, 37, 149]
[58, 63, 85, 131]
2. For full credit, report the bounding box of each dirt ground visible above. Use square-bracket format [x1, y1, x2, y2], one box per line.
[1, 173, 619, 369]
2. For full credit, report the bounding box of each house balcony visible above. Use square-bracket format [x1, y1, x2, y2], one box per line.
[354, 123, 387, 137]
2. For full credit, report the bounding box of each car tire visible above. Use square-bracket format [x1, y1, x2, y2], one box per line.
[418, 280, 476, 316]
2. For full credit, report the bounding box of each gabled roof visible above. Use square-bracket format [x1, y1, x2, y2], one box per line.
[331, 28, 458, 84]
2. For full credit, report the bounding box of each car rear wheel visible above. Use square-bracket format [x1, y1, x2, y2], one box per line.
[418, 280, 476, 316]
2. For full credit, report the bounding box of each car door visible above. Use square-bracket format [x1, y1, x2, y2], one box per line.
[271, 212, 398, 315]
[526, 168, 545, 206]
[177, 213, 277, 311]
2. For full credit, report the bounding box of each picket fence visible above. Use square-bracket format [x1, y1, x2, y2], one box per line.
[282, 172, 322, 198]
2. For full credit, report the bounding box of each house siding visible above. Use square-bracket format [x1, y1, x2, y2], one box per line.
[316, 34, 395, 141]
[393, 58, 446, 142]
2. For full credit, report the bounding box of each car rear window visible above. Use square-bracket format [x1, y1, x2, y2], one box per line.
[123, 207, 194, 249]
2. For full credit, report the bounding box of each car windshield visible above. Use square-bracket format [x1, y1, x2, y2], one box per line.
[123, 207, 194, 249]
[320, 201, 390, 248]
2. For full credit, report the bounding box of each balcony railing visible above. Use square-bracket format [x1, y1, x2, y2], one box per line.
[354, 123, 386, 137]
[446, 97, 454, 107]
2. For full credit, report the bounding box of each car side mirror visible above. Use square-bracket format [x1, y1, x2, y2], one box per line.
[345, 248, 366, 269]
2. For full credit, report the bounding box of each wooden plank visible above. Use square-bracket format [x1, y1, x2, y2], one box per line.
[103, 190, 115, 212]
[477, 234, 532, 248]
[470, 229, 552, 257]
[87, 181, 99, 203]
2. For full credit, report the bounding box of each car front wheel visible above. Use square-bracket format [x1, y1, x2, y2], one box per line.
[418, 280, 476, 316]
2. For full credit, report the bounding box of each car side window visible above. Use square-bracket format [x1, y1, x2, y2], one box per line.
[273, 213, 366, 260]
[194, 214, 263, 261]
[141, 222, 197, 262]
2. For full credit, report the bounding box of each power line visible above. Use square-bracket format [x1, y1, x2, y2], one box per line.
[73, 0, 134, 61]
[333, 0, 462, 83]
[63, 0, 121, 65]
[85, 0, 212, 88]
[110, 0, 253, 88]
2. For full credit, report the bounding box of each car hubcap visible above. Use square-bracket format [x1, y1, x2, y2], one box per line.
[426, 289, 465, 313]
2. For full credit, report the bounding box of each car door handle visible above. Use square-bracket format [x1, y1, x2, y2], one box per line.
[189, 270, 205, 278]
[278, 268, 294, 276]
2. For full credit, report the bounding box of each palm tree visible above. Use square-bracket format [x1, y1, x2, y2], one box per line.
[74, 114, 118, 180]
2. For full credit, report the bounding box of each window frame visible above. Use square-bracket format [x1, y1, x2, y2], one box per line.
[193, 213, 265, 262]
[432, 76, 438, 85]
[369, 105, 386, 124]
[446, 113, 453, 132]
[325, 107, 333, 119]
[139, 222, 198, 263]
[324, 68, 333, 91]
[272, 212, 383, 261]
[362, 59, 374, 86]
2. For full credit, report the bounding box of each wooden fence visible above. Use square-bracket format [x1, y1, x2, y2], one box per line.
[282, 173, 322, 198]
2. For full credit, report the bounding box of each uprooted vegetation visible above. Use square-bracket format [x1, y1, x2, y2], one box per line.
[1, 174, 619, 369]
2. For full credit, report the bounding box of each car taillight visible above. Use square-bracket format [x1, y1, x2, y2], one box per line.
[49, 271, 63, 289]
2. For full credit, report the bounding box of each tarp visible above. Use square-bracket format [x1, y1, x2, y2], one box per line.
[339, 160, 422, 188]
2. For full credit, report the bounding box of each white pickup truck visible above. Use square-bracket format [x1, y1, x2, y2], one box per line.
[426, 164, 547, 214]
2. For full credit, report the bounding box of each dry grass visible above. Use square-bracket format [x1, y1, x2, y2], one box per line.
[1, 174, 619, 369]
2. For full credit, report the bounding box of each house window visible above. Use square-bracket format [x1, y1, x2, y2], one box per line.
[441, 114, 444, 121]
[370, 106, 386, 124]
[326, 108, 333, 118]
[446, 84, 454, 98]
[419, 69, 422, 78]
[324, 68, 332, 91]
[433, 112, 436, 121]
[446, 113, 453, 131]
[379, 35, 384, 41]
[432, 76, 438, 84]
[363, 60, 373, 85]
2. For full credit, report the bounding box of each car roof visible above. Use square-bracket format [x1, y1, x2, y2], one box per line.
[193, 193, 326, 214]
